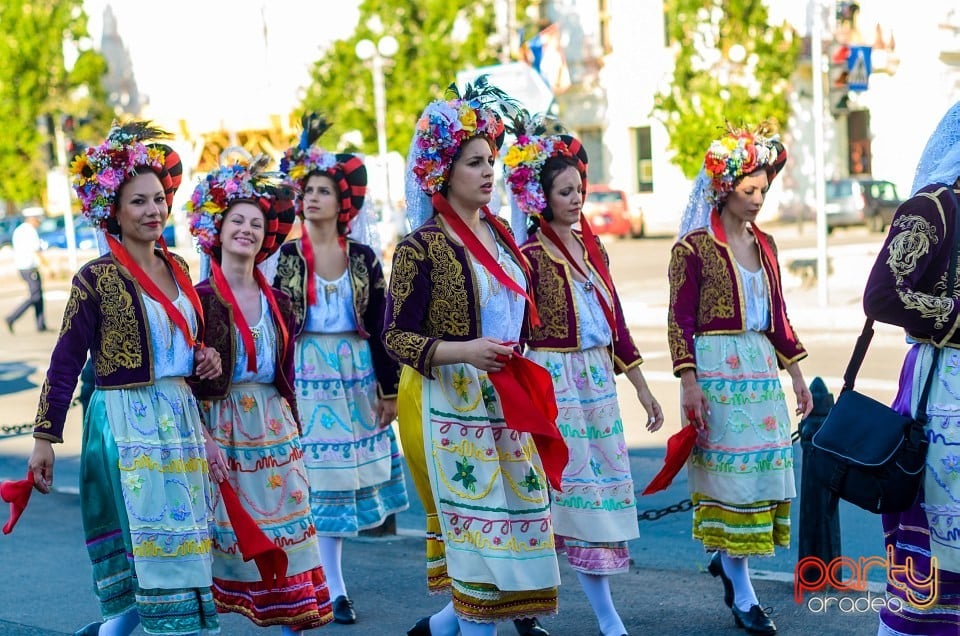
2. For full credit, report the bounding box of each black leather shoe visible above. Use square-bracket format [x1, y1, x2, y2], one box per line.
[407, 616, 432, 636]
[332, 595, 356, 624]
[74, 623, 102, 636]
[514, 617, 549, 636]
[708, 551, 734, 608]
[731, 604, 776, 635]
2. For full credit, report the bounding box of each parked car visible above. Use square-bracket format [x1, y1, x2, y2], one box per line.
[582, 185, 631, 238]
[825, 178, 902, 233]
[38, 215, 98, 250]
[0, 215, 24, 248]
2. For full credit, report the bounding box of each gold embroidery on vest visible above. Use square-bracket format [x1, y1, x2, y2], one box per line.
[528, 247, 569, 341]
[276, 250, 305, 327]
[59, 283, 88, 336]
[887, 214, 954, 328]
[350, 249, 370, 320]
[424, 231, 469, 337]
[93, 263, 142, 376]
[668, 242, 692, 363]
[385, 241, 429, 364]
[691, 234, 735, 324]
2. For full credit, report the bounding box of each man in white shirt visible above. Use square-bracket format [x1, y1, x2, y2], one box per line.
[5, 207, 47, 333]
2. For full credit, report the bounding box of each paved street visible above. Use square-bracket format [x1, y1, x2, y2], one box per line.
[0, 225, 898, 634]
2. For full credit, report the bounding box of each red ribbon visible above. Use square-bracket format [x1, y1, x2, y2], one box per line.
[537, 219, 618, 337]
[107, 234, 203, 349]
[300, 226, 349, 310]
[431, 193, 541, 328]
[487, 355, 568, 490]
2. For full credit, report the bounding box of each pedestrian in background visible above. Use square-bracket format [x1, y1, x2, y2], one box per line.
[667, 122, 812, 636]
[503, 113, 664, 636]
[385, 79, 561, 636]
[5, 206, 47, 333]
[187, 152, 333, 632]
[862, 100, 960, 636]
[275, 114, 408, 626]
[27, 121, 224, 636]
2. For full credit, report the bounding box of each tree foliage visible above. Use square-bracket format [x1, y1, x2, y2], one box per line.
[300, 0, 536, 158]
[654, 0, 800, 178]
[0, 0, 109, 208]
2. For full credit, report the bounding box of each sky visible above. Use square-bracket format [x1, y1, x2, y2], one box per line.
[83, 0, 361, 132]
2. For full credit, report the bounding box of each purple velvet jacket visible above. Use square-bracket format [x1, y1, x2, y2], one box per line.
[864, 184, 960, 346]
[520, 231, 642, 373]
[384, 216, 529, 378]
[187, 280, 300, 429]
[273, 238, 399, 398]
[34, 252, 201, 443]
[667, 213, 806, 376]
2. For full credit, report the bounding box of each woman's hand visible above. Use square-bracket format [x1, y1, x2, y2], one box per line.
[203, 433, 228, 484]
[376, 398, 398, 428]
[792, 374, 814, 418]
[680, 371, 710, 431]
[464, 338, 515, 373]
[193, 346, 222, 380]
[637, 385, 664, 432]
[28, 439, 55, 494]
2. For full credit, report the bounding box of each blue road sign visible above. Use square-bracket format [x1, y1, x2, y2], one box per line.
[847, 45, 872, 92]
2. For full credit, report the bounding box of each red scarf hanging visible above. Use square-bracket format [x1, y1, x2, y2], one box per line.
[431, 193, 541, 328]
[209, 261, 290, 374]
[537, 219, 618, 338]
[710, 211, 796, 342]
[108, 234, 203, 349]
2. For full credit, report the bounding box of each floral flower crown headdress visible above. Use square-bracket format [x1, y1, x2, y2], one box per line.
[503, 111, 587, 217]
[410, 75, 515, 195]
[187, 150, 297, 263]
[703, 120, 787, 205]
[69, 121, 180, 228]
[279, 113, 367, 229]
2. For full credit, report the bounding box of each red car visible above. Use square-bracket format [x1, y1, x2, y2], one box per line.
[582, 185, 631, 238]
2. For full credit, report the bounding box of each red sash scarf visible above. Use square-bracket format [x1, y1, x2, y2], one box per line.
[300, 226, 349, 307]
[107, 234, 203, 349]
[537, 218, 618, 337]
[210, 261, 289, 373]
[431, 193, 541, 328]
[710, 211, 796, 342]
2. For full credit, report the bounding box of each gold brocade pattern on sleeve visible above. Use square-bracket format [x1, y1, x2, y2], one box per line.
[350, 250, 370, 319]
[667, 242, 692, 364]
[91, 264, 142, 376]
[59, 283, 88, 337]
[276, 250, 305, 327]
[690, 234, 735, 324]
[385, 241, 430, 364]
[424, 231, 469, 337]
[34, 380, 53, 433]
[886, 214, 955, 329]
[528, 248, 569, 341]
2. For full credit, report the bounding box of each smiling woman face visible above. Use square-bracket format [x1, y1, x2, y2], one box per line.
[115, 171, 168, 244]
[219, 201, 265, 261]
[445, 136, 496, 212]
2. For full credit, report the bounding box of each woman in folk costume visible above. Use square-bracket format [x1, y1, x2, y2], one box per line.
[185, 152, 333, 632]
[384, 78, 565, 636]
[27, 121, 224, 636]
[274, 114, 408, 625]
[862, 101, 960, 636]
[667, 122, 812, 635]
[503, 112, 664, 636]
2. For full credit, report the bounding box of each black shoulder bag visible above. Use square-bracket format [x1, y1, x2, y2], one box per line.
[810, 186, 960, 514]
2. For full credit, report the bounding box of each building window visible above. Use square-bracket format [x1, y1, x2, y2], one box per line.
[578, 128, 606, 184]
[599, 0, 612, 54]
[634, 127, 654, 192]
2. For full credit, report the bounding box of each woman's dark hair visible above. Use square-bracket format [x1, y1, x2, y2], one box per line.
[305, 171, 348, 235]
[439, 135, 498, 199]
[107, 166, 163, 236]
[529, 155, 582, 235]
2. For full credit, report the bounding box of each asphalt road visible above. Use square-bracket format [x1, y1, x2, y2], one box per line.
[0, 225, 897, 634]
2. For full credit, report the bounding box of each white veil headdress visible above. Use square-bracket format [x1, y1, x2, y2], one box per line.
[912, 101, 960, 195]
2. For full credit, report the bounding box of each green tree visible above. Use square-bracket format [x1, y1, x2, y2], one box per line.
[654, 0, 800, 178]
[300, 0, 536, 157]
[0, 0, 108, 209]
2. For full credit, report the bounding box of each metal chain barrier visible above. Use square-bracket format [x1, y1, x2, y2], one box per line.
[636, 428, 802, 522]
[0, 396, 82, 440]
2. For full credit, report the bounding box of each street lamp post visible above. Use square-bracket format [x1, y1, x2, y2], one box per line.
[356, 36, 398, 238]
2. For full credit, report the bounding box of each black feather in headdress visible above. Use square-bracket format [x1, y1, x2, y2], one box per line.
[110, 120, 171, 144]
[298, 113, 332, 152]
[506, 109, 567, 139]
[446, 74, 520, 122]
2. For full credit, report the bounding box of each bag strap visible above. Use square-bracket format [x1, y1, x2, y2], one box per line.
[841, 185, 960, 421]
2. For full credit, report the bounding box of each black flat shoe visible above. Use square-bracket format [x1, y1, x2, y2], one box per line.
[708, 551, 734, 608]
[74, 622, 102, 636]
[332, 595, 356, 624]
[731, 604, 776, 635]
[407, 616, 431, 636]
[514, 617, 549, 636]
